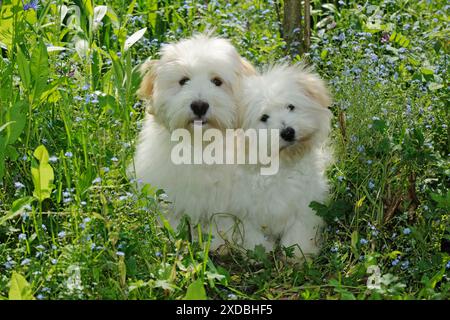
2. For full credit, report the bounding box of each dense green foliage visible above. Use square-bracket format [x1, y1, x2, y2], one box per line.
[0, 0, 448, 299]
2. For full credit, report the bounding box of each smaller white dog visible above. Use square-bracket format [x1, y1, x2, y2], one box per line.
[131, 34, 254, 249]
[230, 64, 333, 258]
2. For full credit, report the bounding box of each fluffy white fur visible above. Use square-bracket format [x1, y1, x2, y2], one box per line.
[229, 64, 333, 258]
[131, 34, 255, 247]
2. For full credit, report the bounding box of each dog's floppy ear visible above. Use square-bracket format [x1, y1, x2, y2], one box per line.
[239, 57, 257, 76]
[137, 59, 158, 99]
[296, 68, 332, 108]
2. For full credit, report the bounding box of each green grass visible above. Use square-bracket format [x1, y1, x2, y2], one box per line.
[0, 0, 449, 300]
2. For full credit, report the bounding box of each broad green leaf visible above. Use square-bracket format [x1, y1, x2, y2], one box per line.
[0, 196, 34, 226]
[7, 101, 27, 144]
[0, 143, 4, 181]
[420, 67, 434, 75]
[388, 250, 403, 259]
[148, 0, 158, 30]
[81, 0, 94, 17]
[356, 196, 366, 209]
[30, 41, 49, 101]
[31, 145, 54, 202]
[106, 7, 120, 28]
[0, 121, 15, 133]
[351, 231, 358, 255]
[0, 3, 14, 49]
[124, 28, 147, 51]
[6, 145, 19, 161]
[16, 47, 31, 91]
[8, 272, 35, 300]
[428, 83, 443, 91]
[184, 279, 207, 300]
[126, 0, 137, 16]
[118, 256, 127, 288]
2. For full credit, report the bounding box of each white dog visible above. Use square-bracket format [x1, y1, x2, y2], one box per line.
[131, 34, 255, 248]
[229, 64, 333, 258]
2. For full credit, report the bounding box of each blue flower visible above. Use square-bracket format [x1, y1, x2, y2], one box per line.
[92, 177, 102, 184]
[392, 258, 400, 266]
[14, 181, 25, 190]
[360, 238, 368, 245]
[403, 228, 411, 235]
[64, 151, 73, 158]
[368, 180, 375, 189]
[116, 251, 125, 257]
[330, 246, 338, 253]
[23, 0, 39, 11]
[63, 197, 72, 203]
[36, 294, 45, 300]
[357, 145, 365, 153]
[58, 231, 66, 238]
[21, 258, 31, 266]
[401, 260, 409, 270]
[51, 258, 57, 265]
[18, 233, 27, 241]
[21, 211, 30, 221]
[91, 94, 99, 104]
[49, 155, 58, 163]
[82, 84, 90, 91]
[446, 261, 450, 269]
[111, 156, 119, 162]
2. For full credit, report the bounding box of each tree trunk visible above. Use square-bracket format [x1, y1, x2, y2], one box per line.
[304, 0, 311, 52]
[282, 0, 304, 56]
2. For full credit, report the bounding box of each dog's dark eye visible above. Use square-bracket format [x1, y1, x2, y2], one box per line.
[260, 114, 269, 122]
[288, 104, 295, 111]
[211, 77, 223, 87]
[179, 77, 190, 86]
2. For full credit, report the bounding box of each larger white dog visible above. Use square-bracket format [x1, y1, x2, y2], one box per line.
[230, 64, 333, 258]
[131, 35, 254, 248]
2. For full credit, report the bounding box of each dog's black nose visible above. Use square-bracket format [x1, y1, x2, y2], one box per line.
[280, 127, 295, 142]
[191, 100, 209, 117]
